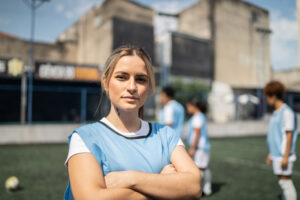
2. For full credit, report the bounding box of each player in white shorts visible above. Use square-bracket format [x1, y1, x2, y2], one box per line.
[186, 99, 212, 196]
[264, 81, 298, 200]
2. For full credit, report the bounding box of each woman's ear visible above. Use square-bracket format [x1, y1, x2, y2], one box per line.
[101, 76, 108, 93]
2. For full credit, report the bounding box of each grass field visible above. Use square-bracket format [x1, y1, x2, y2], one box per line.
[0, 136, 299, 200]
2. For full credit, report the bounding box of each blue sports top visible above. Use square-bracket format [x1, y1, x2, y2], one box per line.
[187, 112, 210, 151]
[64, 121, 180, 200]
[267, 104, 298, 160]
[158, 100, 185, 137]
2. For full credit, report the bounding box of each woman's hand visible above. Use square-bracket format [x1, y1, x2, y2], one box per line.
[105, 171, 135, 189]
[160, 164, 177, 174]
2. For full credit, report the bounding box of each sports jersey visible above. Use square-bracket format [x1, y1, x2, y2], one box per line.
[267, 104, 298, 161]
[64, 121, 180, 200]
[65, 118, 184, 165]
[159, 100, 185, 136]
[187, 112, 210, 151]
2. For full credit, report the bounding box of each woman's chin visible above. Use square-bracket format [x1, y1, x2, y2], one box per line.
[119, 105, 140, 112]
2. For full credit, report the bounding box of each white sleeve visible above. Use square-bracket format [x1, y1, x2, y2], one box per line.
[176, 138, 185, 146]
[164, 105, 173, 124]
[282, 109, 295, 132]
[192, 115, 202, 128]
[65, 132, 90, 166]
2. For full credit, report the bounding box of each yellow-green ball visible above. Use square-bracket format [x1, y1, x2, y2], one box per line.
[5, 176, 19, 191]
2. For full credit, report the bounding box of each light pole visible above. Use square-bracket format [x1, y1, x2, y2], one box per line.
[256, 28, 271, 118]
[22, 0, 49, 124]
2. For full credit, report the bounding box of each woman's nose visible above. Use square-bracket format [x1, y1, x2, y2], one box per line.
[127, 78, 137, 92]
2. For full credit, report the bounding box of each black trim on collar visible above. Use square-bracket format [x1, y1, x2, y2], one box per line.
[97, 121, 152, 139]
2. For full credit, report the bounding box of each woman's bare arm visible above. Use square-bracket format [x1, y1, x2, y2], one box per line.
[105, 146, 202, 200]
[68, 153, 150, 200]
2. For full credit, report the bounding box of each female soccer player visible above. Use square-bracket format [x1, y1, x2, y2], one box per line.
[186, 99, 212, 196]
[264, 81, 298, 200]
[64, 46, 201, 200]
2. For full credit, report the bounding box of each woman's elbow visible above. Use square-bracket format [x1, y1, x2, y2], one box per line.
[191, 169, 202, 199]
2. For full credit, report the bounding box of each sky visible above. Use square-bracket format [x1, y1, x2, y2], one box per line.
[0, 0, 298, 71]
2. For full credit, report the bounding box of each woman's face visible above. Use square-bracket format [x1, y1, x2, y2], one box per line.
[106, 55, 150, 113]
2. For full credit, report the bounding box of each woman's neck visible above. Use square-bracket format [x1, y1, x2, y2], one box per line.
[106, 105, 141, 133]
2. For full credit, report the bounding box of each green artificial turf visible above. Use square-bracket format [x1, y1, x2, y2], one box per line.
[0, 136, 299, 200]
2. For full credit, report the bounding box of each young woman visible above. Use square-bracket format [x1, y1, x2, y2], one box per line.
[264, 81, 298, 200]
[64, 46, 201, 200]
[186, 99, 212, 196]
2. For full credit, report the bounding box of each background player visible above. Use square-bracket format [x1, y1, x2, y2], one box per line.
[186, 99, 212, 196]
[159, 86, 185, 138]
[264, 81, 298, 200]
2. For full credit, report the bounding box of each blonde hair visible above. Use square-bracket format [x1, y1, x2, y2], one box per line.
[101, 45, 155, 118]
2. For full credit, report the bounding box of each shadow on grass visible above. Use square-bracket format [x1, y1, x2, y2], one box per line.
[202, 182, 226, 198]
[6, 185, 24, 193]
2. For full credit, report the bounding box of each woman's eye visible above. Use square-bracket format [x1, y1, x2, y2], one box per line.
[136, 78, 147, 83]
[116, 75, 126, 80]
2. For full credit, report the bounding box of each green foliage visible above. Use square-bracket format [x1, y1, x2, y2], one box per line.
[171, 78, 210, 105]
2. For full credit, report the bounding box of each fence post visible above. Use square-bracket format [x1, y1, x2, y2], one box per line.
[288, 94, 294, 108]
[81, 89, 87, 123]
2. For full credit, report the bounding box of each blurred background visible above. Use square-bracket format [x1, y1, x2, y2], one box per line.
[0, 0, 299, 199]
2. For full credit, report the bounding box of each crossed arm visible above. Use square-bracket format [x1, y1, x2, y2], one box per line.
[68, 146, 201, 200]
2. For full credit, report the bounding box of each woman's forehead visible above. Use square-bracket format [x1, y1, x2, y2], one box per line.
[113, 55, 147, 73]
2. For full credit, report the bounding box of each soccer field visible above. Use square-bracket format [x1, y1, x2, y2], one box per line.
[0, 136, 299, 200]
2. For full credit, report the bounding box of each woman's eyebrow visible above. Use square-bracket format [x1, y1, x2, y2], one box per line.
[114, 71, 129, 75]
[136, 73, 149, 77]
[114, 71, 148, 77]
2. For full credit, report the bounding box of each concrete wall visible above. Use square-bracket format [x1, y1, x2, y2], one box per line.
[0, 122, 267, 144]
[272, 68, 300, 92]
[178, 0, 211, 40]
[0, 124, 81, 144]
[214, 0, 271, 88]
[0, 36, 77, 65]
[1, 116, 299, 144]
[177, 0, 271, 89]
[58, 0, 154, 67]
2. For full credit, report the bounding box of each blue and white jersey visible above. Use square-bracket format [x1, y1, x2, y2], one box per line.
[267, 104, 298, 161]
[187, 112, 210, 151]
[64, 122, 179, 200]
[159, 100, 185, 137]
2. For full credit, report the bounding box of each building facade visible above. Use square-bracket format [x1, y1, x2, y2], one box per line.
[0, 0, 156, 123]
[178, 0, 271, 89]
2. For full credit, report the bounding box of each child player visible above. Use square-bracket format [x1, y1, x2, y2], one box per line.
[186, 99, 212, 196]
[264, 81, 298, 200]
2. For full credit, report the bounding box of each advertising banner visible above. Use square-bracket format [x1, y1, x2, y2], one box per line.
[35, 61, 100, 82]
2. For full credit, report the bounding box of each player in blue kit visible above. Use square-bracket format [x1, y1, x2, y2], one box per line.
[159, 86, 185, 137]
[186, 99, 212, 196]
[64, 46, 201, 200]
[264, 81, 298, 200]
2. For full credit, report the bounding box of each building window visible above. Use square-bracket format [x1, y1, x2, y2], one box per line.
[251, 11, 261, 22]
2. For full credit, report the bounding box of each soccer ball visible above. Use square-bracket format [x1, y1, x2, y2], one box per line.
[5, 176, 19, 191]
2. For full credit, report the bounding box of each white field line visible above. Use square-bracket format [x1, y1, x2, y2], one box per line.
[225, 157, 300, 177]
